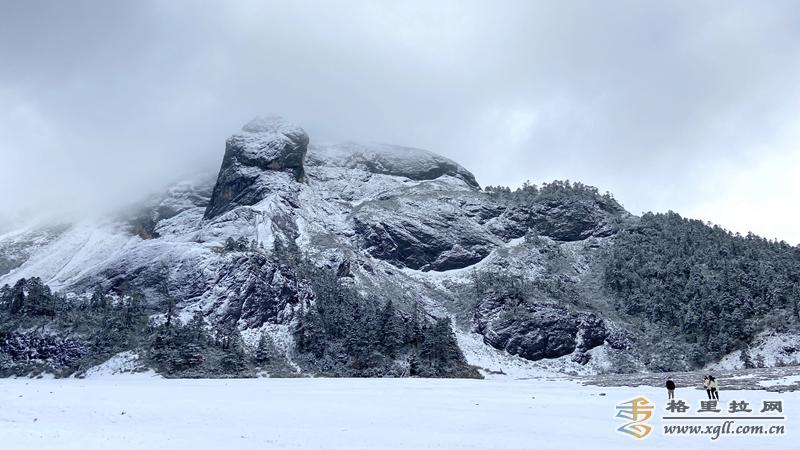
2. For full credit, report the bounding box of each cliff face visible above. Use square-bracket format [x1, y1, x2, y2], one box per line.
[1, 117, 798, 378]
[204, 116, 309, 219]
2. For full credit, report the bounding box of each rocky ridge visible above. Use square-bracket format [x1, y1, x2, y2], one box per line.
[1, 116, 797, 378]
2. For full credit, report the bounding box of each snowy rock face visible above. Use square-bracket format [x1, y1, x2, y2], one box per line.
[525, 197, 627, 241]
[308, 142, 479, 188]
[204, 117, 309, 219]
[352, 192, 502, 271]
[205, 253, 314, 329]
[303, 141, 494, 271]
[0, 116, 658, 376]
[475, 297, 608, 361]
[489, 195, 628, 242]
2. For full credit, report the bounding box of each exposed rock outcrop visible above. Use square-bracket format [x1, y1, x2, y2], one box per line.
[208, 252, 314, 329]
[489, 194, 628, 242]
[475, 296, 609, 361]
[353, 193, 500, 271]
[204, 116, 309, 219]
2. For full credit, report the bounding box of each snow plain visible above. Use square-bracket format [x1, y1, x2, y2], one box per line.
[2, 376, 797, 450]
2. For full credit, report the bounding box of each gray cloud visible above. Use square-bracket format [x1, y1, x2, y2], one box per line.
[1, 1, 799, 243]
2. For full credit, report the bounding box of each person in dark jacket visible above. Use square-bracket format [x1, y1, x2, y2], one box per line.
[666, 378, 676, 399]
[709, 376, 720, 400]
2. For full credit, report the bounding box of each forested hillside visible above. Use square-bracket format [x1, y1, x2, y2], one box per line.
[605, 212, 800, 368]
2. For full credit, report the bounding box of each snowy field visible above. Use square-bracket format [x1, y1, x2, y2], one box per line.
[1, 375, 797, 450]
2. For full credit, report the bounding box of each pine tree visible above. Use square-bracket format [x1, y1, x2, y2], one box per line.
[419, 318, 463, 375]
[121, 294, 145, 330]
[739, 347, 754, 369]
[407, 300, 423, 348]
[254, 333, 277, 364]
[295, 307, 326, 357]
[224, 237, 237, 251]
[379, 300, 403, 358]
[184, 310, 206, 344]
[8, 278, 26, 314]
[344, 302, 378, 362]
[89, 287, 108, 310]
[220, 329, 247, 373]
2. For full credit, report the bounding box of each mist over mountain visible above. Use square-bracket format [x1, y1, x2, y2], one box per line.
[1, 118, 798, 378]
[5, 5, 800, 450]
[3, 2, 800, 245]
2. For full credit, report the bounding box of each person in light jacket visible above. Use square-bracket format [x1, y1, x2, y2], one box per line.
[703, 375, 712, 399]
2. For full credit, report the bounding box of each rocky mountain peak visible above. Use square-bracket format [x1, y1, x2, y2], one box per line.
[228, 115, 309, 174]
[204, 116, 309, 219]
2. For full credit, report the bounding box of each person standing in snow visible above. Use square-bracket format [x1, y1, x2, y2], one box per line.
[703, 375, 712, 399]
[709, 376, 720, 400]
[666, 378, 676, 399]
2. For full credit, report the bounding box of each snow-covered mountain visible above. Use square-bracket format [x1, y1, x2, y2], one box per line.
[1, 116, 799, 378]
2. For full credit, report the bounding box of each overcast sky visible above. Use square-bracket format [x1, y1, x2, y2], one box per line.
[1, 1, 799, 244]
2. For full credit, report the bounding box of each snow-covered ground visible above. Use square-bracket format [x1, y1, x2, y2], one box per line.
[760, 374, 800, 388]
[1, 376, 796, 449]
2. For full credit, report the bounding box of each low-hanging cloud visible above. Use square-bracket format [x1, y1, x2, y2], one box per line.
[1, 0, 799, 243]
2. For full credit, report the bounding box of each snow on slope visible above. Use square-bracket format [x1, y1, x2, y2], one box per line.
[82, 351, 157, 379]
[308, 141, 479, 188]
[0, 221, 138, 290]
[457, 330, 617, 379]
[708, 332, 800, 371]
[0, 221, 69, 276]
